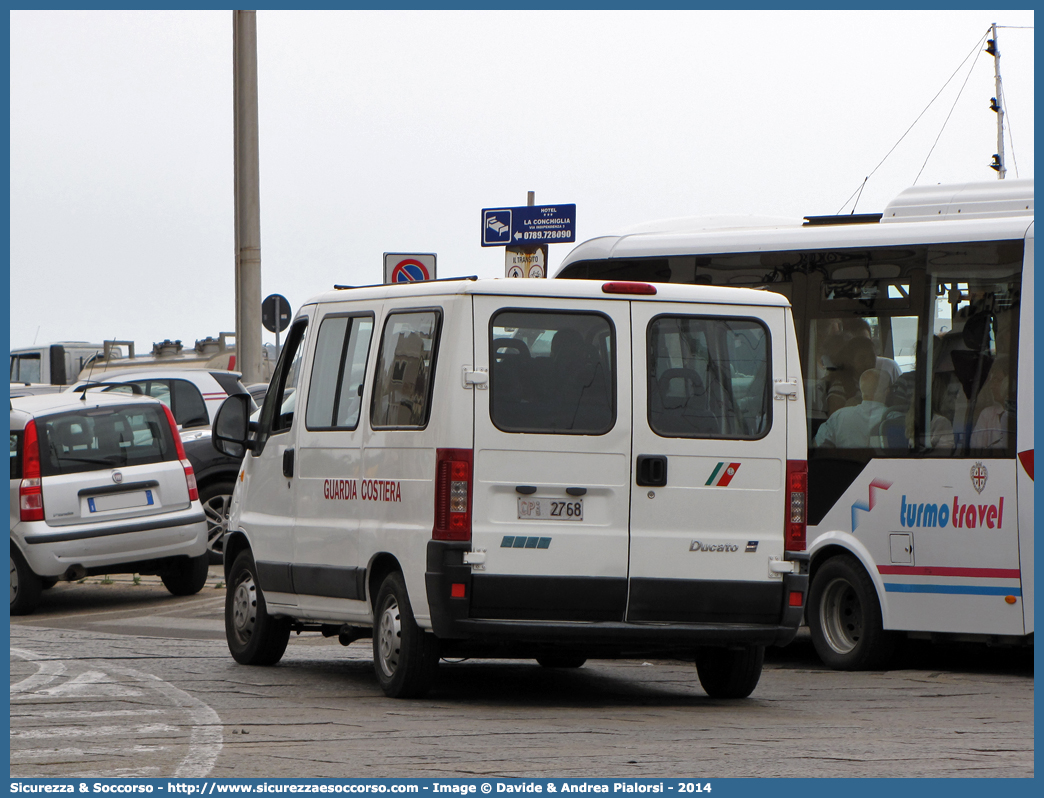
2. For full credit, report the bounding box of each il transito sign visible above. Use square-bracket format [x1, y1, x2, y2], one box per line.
[481, 204, 576, 247]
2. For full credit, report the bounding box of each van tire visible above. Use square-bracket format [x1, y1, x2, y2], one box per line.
[373, 572, 439, 698]
[536, 655, 587, 669]
[161, 554, 210, 596]
[696, 645, 764, 698]
[225, 550, 291, 666]
[808, 554, 896, 670]
[10, 547, 42, 616]
[200, 480, 235, 565]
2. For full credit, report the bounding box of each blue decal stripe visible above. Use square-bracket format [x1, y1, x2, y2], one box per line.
[884, 583, 1022, 596]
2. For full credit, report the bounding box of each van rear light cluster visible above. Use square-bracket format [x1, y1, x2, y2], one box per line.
[786, 460, 807, 551]
[19, 420, 44, 522]
[163, 405, 199, 502]
[433, 448, 473, 541]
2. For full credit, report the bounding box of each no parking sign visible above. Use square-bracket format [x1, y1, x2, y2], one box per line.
[384, 253, 436, 284]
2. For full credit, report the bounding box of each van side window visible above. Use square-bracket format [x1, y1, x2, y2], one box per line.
[257, 319, 309, 444]
[306, 314, 374, 430]
[490, 310, 615, 434]
[370, 311, 441, 429]
[648, 316, 770, 439]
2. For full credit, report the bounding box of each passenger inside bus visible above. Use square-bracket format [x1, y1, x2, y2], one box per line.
[814, 368, 891, 448]
[970, 355, 1012, 449]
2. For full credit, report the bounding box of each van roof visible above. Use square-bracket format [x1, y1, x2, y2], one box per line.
[305, 276, 791, 309]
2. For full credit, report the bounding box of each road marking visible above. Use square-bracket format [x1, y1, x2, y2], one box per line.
[10, 647, 223, 778]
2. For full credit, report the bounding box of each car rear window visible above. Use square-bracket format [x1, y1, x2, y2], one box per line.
[10, 431, 22, 480]
[35, 404, 178, 476]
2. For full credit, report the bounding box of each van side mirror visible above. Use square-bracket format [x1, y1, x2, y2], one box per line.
[213, 394, 254, 458]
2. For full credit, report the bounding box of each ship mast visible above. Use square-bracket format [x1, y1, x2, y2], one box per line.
[987, 22, 1006, 179]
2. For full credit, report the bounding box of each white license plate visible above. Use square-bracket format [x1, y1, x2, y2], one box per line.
[517, 497, 584, 521]
[87, 490, 154, 513]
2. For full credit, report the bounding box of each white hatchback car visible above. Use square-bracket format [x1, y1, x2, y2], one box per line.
[10, 392, 209, 614]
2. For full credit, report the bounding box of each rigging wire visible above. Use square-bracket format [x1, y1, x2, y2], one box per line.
[837, 28, 991, 214]
[914, 37, 986, 184]
[1000, 80, 1019, 178]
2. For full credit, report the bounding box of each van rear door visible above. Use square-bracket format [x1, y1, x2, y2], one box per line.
[471, 295, 632, 621]
[627, 302, 789, 623]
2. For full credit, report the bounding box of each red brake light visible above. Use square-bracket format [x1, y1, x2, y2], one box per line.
[434, 448, 473, 541]
[19, 420, 44, 522]
[162, 404, 198, 501]
[785, 459, 807, 552]
[602, 281, 657, 295]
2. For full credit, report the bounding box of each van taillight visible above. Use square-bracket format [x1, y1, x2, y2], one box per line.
[434, 448, 473, 541]
[162, 404, 198, 502]
[786, 460, 807, 552]
[19, 420, 44, 522]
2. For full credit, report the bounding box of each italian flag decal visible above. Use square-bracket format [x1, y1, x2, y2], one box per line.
[706, 462, 741, 487]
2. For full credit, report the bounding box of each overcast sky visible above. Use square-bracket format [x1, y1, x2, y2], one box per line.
[9, 9, 1035, 354]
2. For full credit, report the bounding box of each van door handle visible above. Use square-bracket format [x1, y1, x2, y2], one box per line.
[283, 448, 295, 478]
[635, 455, 668, 487]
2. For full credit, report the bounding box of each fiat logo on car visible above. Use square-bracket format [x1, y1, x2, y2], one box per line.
[111, 470, 123, 484]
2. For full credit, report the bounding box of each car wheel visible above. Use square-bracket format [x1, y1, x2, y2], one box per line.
[160, 554, 210, 596]
[199, 480, 234, 565]
[11, 547, 42, 616]
[225, 550, 291, 666]
[373, 571, 440, 698]
[695, 645, 764, 698]
[536, 655, 587, 669]
[808, 554, 897, 670]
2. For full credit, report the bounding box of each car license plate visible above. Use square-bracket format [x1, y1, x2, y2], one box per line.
[517, 497, 583, 521]
[88, 490, 154, 513]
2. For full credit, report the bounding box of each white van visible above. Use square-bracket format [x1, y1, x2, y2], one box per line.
[212, 277, 808, 699]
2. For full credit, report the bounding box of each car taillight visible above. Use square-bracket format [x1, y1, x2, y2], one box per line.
[433, 448, 472, 541]
[19, 420, 44, 522]
[162, 404, 199, 502]
[786, 459, 807, 552]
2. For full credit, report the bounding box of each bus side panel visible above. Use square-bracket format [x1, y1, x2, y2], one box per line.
[811, 459, 1024, 636]
[1016, 227, 1033, 634]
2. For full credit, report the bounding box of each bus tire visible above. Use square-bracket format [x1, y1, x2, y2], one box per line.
[536, 655, 587, 669]
[696, 645, 764, 698]
[808, 554, 896, 670]
[225, 550, 291, 666]
[373, 571, 439, 698]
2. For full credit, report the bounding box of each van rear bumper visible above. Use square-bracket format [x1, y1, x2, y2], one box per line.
[426, 541, 805, 650]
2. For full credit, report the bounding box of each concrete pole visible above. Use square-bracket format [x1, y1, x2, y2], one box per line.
[990, 23, 1006, 179]
[233, 11, 264, 383]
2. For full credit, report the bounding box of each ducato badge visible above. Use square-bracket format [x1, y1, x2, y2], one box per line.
[971, 462, 988, 494]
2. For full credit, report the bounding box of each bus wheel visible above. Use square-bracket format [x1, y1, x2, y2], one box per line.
[225, 550, 291, 666]
[808, 555, 896, 670]
[373, 572, 440, 698]
[536, 655, 587, 669]
[696, 645, 764, 698]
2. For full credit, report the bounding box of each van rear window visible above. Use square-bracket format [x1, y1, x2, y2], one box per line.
[490, 310, 616, 434]
[648, 316, 771, 439]
[34, 405, 177, 476]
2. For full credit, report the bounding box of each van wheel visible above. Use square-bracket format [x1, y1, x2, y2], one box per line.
[10, 548, 42, 616]
[695, 645, 764, 698]
[160, 554, 210, 596]
[808, 555, 896, 670]
[225, 550, 291, 666]
[373, 572, 439, 698]
[536, 655, 587, 669]
[200, 480, 234, 565]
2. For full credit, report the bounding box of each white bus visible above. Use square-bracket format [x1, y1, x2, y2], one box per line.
[555, 179, 1034, 669]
